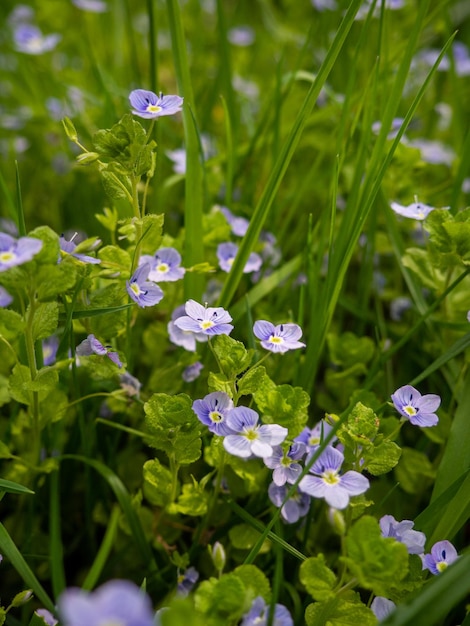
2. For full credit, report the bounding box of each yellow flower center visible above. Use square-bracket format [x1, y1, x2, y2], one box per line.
[157, 263, 169, 273]
[245, 428, 258, 441]
[0, 252, 14, 263]
[147, 104, 162, 113]
[436, 561, 448, 573]
[130, 283, 141, 296]
[322, 470, 340, 485]
[269, 336, 283, 344]
[209, 411, 222, 423]
[403, 405, 417, 416]
[200, 320, 214, 330]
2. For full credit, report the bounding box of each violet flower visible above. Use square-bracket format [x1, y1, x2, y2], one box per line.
[268, 483, 311, 524]
[391, 384, 440, 427]
[0, 233, 42, 271]
[295, 419, 337, 450]
[379, 515, 426, 554]
[241, 596, 293, 626]
[173, 300, 233, 336]
[140, 247, 185, 282]
[14, 24, 61, 54]
[75, 334, 122, 368]
[223, 407, 288, 459]
[371, 597, 396, 622]
[192, 391, 235, 436]
[219, 206, 249, 236]
[167, 304, 208, 352]
[129, 89, 183, 119]
[264, 442, 306, 486]
[217, 242, 262, 274]
[0, 286, 13, 307]
[177, 566, 199, 596]
[126, 264, 164, 308]
[422, 540, 459, 575]
[59, 234, 101, 264]
[182, 361, 203, 382]
[253, 320, 306, 353]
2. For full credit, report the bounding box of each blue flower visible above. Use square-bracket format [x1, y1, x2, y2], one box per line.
[140, 247, 185, 282]
[299, 446, 369, 509]
[182, 361, 204, 382]
[177, 566, 199, 596]
[119, 372, 142, 397]
[126, 264, 164, 308]
[268, 482, 310, 524]
[14, 24, 61, 54]
[264, 442, 306, 486]
[295, 419, 337, 451]
[57, 580, 154, 626]
[42, 336, 59, 366]
[391, 384, 440, 427]
[173, 300, 233, 336]
[129, 89, 183, 119]
[422, 540, 459, 575]
[0, 286, 13, 307]
[72, 0, 108, 12]
[217, 242, 262, 274]
[167, 305, 208, 352]
[35, 609, 58, 626]
[76, 334, 122, 368]
[192, 391, 235, 436]
[390, 198, 448, 220]
[59, 234, 101, 264]
[253, 320, 306, 353]
[0, 233, 42, 271]
[371, 597, 396, 622]
[219, 206, 249, 237]
[223, 407, 288, 459]
[241, 596, 293, 626]
[379, 515, 426, 555]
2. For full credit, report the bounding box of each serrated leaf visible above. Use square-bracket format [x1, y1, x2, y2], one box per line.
[98, 245, 131, 274]
[31, 302, 58, 341]
[207, 372, 233, 396]
[237, 365, 270, 398]
[36, 261, 77, 301]
[328, 331, 375, 368]
[28, 226, 60, 266]
[168, 479, 208, 516]
[100, 165, 132, 200]
[305, 591, 376, 626]
[300, 555, 337, 601]
[142, 459, 173, 507]
[232, 564, 271, 603]
[395, 447, 436, 494]
[211, 334, 253, 378]
[0, 309, 24, 339]
[194, 575, 247, 623]
[9, 363, 31, 405]
[365, 440, 402, 476]
[253, 381, 310, 438]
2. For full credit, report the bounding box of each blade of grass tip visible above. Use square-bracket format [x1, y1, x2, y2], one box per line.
[0, 522, 55, 612]
[0, 479, 34, 495]
[82, 505, 121, 590]
[381, 553, 470, 626]
[146, 0, 158, 92]
[166, 0, 204, 301]
[217, 0, 364, 310]
[220, 95, 234, 206]
[15, 162, 27, 237]
[49, 471, 66, 597]
[60, 454, 157, 573]
[431, 368, 470, 501]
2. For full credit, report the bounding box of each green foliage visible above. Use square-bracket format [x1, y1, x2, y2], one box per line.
[0, 309, 24, 340]
[300, 554, 337, 601]
[31, 303, 58, 341]
[253, 379, 310, 438]
[168, 478, 209, 516]
[194, 574, 249, 625]
[36, 261, 78, 301]
[144, 393, 202, 464]
[394, 448, 436, 494]
[211, 334, 253, 379]
[232, 565, 271, 602]
[342, 516, 409, 597]
[305, 592, 376, 626]
[425, 208, 470, 268]
[142, 459, 173, 507]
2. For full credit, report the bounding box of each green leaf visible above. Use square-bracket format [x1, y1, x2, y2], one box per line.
[232, 564, 271, 603]
[237, 366, 270, 398]
[0, 478, 34, 494]
[142, 459, 173, 507]
[211, 334, 253, 378]
[327, 332, 375, 368]
[305, 591, 376, 626]
[338, 402, 379, 449]
[194, 574, 248, 623]
[364, 440, 402, 476]
[28, 226, 60, 266]
[9, 363, 32, 405]
[98, 245, 131, 274]
[0, 309, 24, 339]
[394, 447, 436, 494]
[140, 213, 164, 253]
[168, 479, 208, 516]
[144, 393, 202, 464]
[36, 261, 77, 301]
[62, 116, 78, 142]
[402, 247, 445, 290]
[228, 523, 270, 552]
[299, 554, 337, 601]
[31, 302, 58, 341]
[207, 372, 233, 396]
[253, 381, 310, 438]
[342, 516, 409, 596]
[99, 163, 132, 200]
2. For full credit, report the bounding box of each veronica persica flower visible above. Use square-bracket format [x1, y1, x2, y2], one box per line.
[182, 361, 203, 382]
[57, 579, 154, 626]
[217, 242, 262, 274]
[35, 609, 58, 626]
[129, 89, 183, 119]
[391, 384, 440, 427]
[0, 286, 13, 307]
[379, 515, 426, 555]
[219, 206, 249, 237]
[59, 234, 101, 264]
[371, 597, 396, 622]
[173, 300, 233, 336]
[390, 196, 449, 220]
[192, 391, 234, 436]
[422, 540, 459, 575]
[241, 596, 293, 626]
[167, 305, 208, 351]
[126, 264, 164, 308]
[76, 334, 122, 368]
[268, 483, 311, 524]
[264, 442, 306, 486]
[0, 233, 42, 271]
[223, 407, 288, 459]
[253, 320, 306, 353]
[295, 419, 336, 450]
[177, 566, 199, 596]
[14, 24, 61, 54]
[299, 446, 369, 509]
[140, 247, 185, 282]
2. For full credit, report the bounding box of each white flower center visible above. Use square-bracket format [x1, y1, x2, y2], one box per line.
[146, 104, 162, 113]
[130, 283, 142, 296]
[322, 469, 340, 485]
[200, 320, 214, 330]
[268, 335, 283, 344]
[403, 404, 417, 416]
[156, 262, 169, 273]
[0, 252, 15, 263]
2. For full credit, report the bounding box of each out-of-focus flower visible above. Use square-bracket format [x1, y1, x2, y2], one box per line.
[380, 515, 426, 554]
[0, 233, 42, 271]
[166, 135, 213, 175]
[119, 372, 142, 397]
[264, 443, 306, 486]
[268, 483, 311, 524]
[167, 305, 208, 352]
[0, 286, 13, 307]
[295, 419, 337, 450]
[182, 361, 203, 382]
[227, 26, 255, 46]
[372, 117, 406, 140]
[192, 391, 234, 436]
[75, 334, 122, 368]
[241, 596, 293, 626]
[177, 566, 199, 596]
[35, 609, 58, 626]
[217, 242, 262, 274]
[126, 264, 164, 308]
[72, 0, 108, 12]
[409, 139, 455, 166]
[57, 580, 154, 626]
[311, 0, 337, 10]
[422, 540, 459, 575]
[299, 446, 369, 509]
[129, 89, 183, 119]
[218, 206, 249, 237]
[223, 407, 288, 459]
[391, 384, 440, 427]
[42, 336, 59, 366]
[390, 197, 449, 220]
[139, 247, 185, 282]
[13, 24, 61, 54]
[174, 300, 233, 336]
[390, 296, 412, 322]
[59, 234, 101, 264]
[371, 597, 396, 622]
[253, 320, 305, 353]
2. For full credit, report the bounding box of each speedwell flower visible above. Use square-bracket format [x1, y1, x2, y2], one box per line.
[0, 286, 13, 307]
[241, 596, 293, 626]
[126, 264, 164, 308]
[59, 234, 101, 264]
[167, 305, 208, 351]
[264, 442, 306, 486]
[217, 242, 262, 274]
[0, 233, 42, 271]
[223, 407, 288, 459]
[76, 334, 122, 368]
[129, 89, 183, 119]
[173, 300, 233, 336]
[422, 540, 459, 575]
[140, 247, 185, 282]
[299, 445, 369, 509]
[391, 384, 440, 427]
[268, 483, 311, 524]
[57, 579, 154, 626]
[253, 320, 306, 353]
[295, 419, 337, 451]
[14, 24, 61, 55]
[390, 197, 449, 220]
[371, 597, 396, 622]
[219, 206, 249, 237]
[192, 391, 234, 436]
[379, 515, 426, 554]
[177, 566, 199, 596]
[182, 361, 203, 382]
